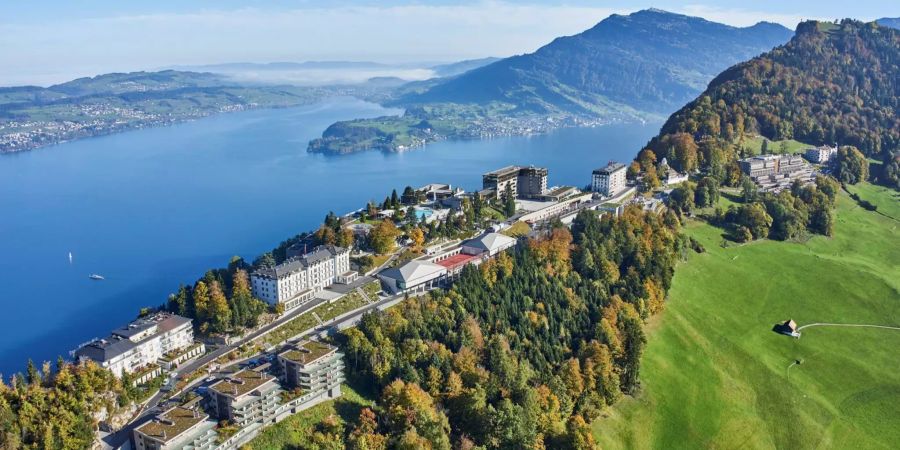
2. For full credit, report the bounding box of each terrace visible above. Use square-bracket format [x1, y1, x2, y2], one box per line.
[136, 406, 208, 444]
[209, 369, 274, 398]
[280, 341, 337, 367]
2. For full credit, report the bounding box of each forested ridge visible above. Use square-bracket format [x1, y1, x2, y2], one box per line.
[0, 360, 130, 449]
[334, 208, 685, 449]
[649, 19, 899, 174]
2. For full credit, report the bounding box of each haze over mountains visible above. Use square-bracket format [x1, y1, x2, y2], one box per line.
[400, 9, 793, 118]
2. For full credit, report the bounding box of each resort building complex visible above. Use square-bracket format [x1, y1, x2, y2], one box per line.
[74, 312, 201, 382]
[378, 232, 519, 295]
[250, 245, 354, 311]
[739, 154, 816, 192]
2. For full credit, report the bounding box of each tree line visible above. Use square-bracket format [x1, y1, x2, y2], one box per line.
[321, 206, 686, 450]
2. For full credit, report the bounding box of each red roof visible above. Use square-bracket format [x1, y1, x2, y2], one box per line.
[435, 253, 479, 270]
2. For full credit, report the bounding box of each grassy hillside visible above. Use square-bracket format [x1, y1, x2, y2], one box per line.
[247, 383, 373, 449]
[594, 185, 900, 449]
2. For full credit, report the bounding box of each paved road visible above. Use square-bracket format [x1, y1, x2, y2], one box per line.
[101, 281, 376, 449]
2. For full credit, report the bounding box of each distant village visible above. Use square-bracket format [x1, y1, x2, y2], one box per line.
[71, 141, 835, 450]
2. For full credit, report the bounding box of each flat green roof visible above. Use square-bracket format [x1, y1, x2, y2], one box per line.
[280, 341, 337, 365]
[209, 369, 274, 398]
[136, 406, 207, 443]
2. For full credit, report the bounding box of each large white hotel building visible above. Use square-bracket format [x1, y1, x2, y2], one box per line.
[250, 245, 354, 311]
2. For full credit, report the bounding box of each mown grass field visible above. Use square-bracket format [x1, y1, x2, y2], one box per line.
[741, 135, 811, 155]
[594, 185, 900, 449]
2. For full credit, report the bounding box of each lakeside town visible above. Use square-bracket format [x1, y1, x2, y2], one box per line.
[66, 141, 837, 450]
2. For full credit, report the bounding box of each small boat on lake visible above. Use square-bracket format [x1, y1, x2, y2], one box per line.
[88, 274, 105, 280]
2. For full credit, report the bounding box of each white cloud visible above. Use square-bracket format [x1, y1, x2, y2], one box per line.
[0, 2, 628, 86]
[4, 1, 858, 87]
[676, 4, 829, 27]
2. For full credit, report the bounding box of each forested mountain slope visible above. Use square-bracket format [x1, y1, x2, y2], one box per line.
[647, 19, 899, 175]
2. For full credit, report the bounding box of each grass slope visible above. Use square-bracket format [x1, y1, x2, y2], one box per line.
[741, 135, 812, 155]
[594, 185, 900, 449]
[247, 383, 373, 449]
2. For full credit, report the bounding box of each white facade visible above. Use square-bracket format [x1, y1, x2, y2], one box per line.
[75, 313, 195, 378]
[592, 163, 627, 196]
[804, 145, 837, 163]
[251, 246, 351, 311]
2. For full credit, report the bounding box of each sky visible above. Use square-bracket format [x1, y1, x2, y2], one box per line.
[0, 0, 895, 86]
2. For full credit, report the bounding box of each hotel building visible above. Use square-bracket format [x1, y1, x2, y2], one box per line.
[74, 312, 199, 381]
[592, 162, 627, 196]
[250, 245, 353, 311]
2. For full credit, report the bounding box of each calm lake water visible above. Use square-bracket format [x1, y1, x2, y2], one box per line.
[0, 96, 660, 374]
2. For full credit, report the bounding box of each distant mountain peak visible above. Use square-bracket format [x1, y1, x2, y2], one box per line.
[400, 10, 793, 117]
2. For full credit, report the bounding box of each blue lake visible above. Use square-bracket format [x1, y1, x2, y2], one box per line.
[0, 96, 660, 374]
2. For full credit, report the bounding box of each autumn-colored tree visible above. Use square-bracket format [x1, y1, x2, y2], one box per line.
[348, 408, 387, 450]
[369, 220, 400, 255]
[409, 227, 425, 250]
[192, 281, 211, 325]
[208, 281, 232, 334]
[380, 380, 451, 450]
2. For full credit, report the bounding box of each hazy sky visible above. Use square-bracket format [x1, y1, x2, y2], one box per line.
[0, 0, 895, 86]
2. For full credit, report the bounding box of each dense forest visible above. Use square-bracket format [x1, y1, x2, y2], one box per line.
[0, 360, 128, 449]
[644, 19, 899, 181]
[334, 207, 686, 449]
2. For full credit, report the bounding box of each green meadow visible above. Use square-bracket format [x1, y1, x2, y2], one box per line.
[595, 185, 900, 449]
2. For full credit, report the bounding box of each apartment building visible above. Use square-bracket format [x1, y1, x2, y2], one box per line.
[250, 245, 352, 311]
[133, 404, 218, 450]
[592, 162, 627, 196]
[277, 341, 344, 399]
[74, 312, 197, 380]
[208, 369, 280, 428]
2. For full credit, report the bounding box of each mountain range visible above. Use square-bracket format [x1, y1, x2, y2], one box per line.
[399, 9, 793, 117]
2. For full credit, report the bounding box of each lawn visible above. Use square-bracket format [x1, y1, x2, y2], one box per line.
[741, 135, 811, 155]
[247, 383, 374, 450]
[594, 184, 900, 449]
[502, 221, 531, 237]
[846, 183, 900, 222]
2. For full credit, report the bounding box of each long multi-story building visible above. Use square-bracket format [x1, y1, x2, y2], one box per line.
[208, 369, 280, 428]
[592, 162, 627, 196]
[739, 154, 815, 192]
[74, 312, 199, 380]
[739, 154, 806, 178]
[250, 245, 352, 311]
[277, 341, 344, 399]
[482, 165, 548, 199]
